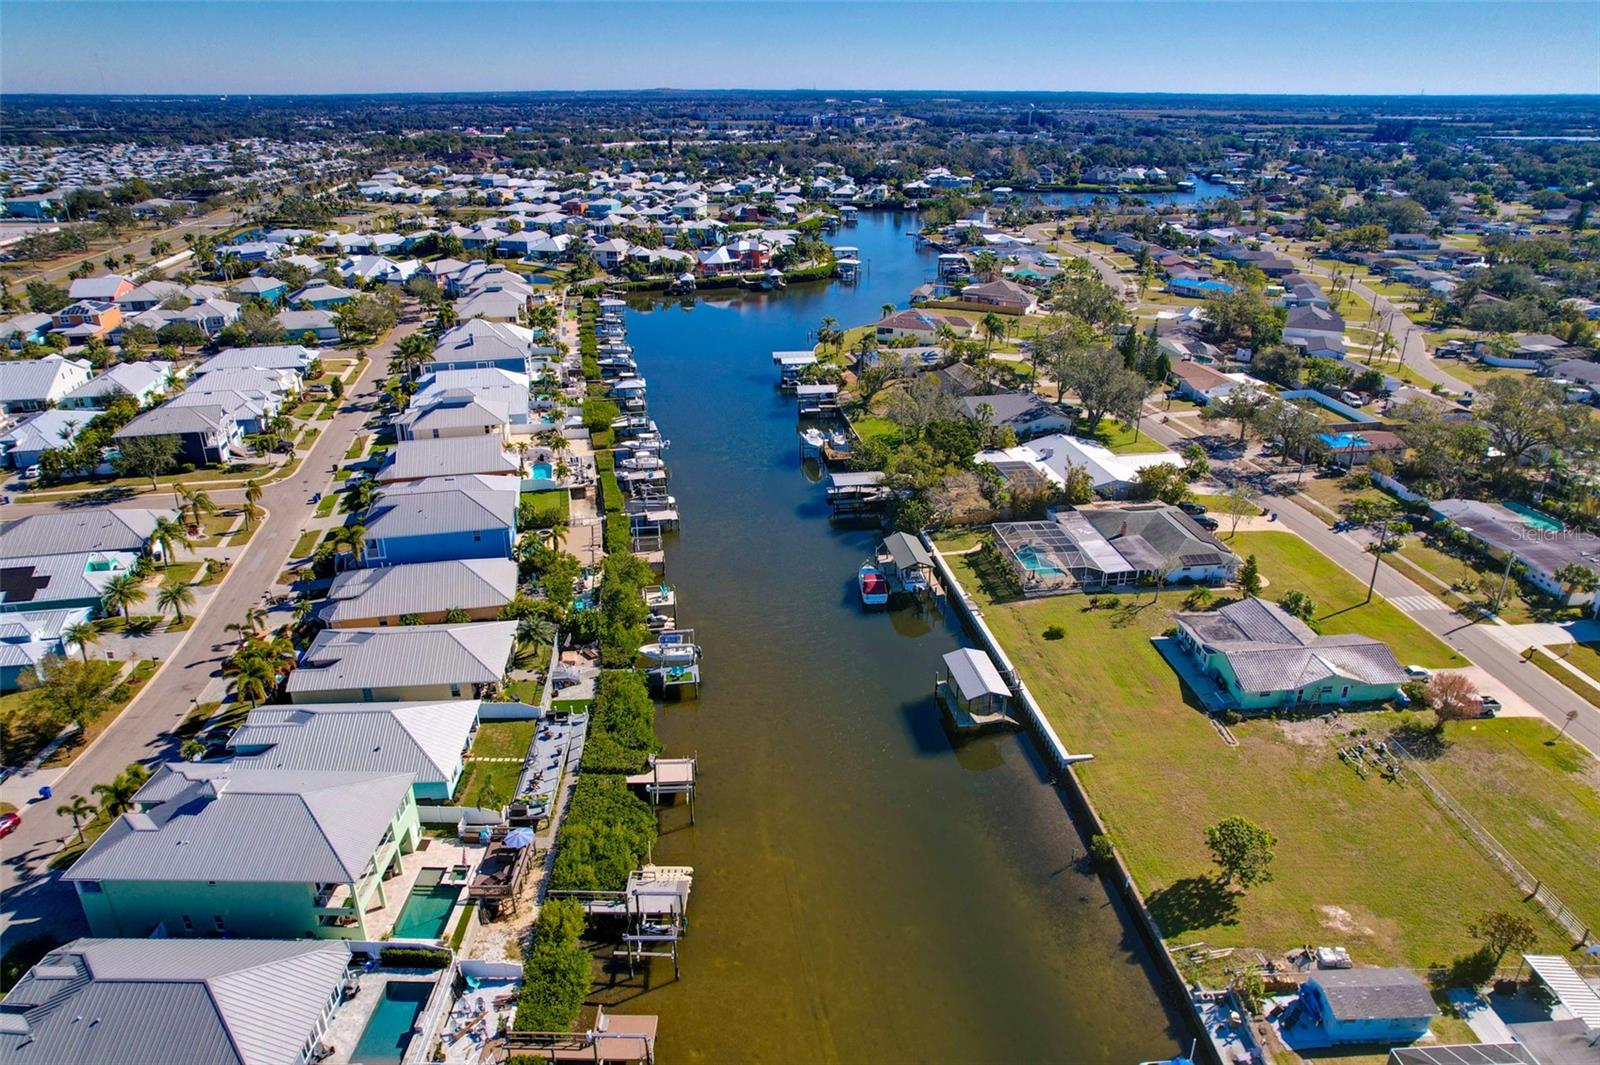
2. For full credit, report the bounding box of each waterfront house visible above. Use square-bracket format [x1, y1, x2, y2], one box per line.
[228, 700, 483, 802]
[1430, 498, 1599, 605]
[428, 319, 535, 376]
[1172, 597, 1406, 710]
[991, 503, 1239, 596]
[958, 278, 1038, 314]
[414, 369, 532, 427]
[394, 390, 512, 441]
[876, 308, 977, 342]
[319, 557, 518, 626]
[960, 392, 1072, 440]
[64, 764, 420, 940]
[58, 360, 175, 410]
[287, 621, 518, 703]
[1295, 968, 1437, 1045]
[375, 436, 521, 484]
[0, 354, 94, 413]
[976, 433, 1180, 498]
[113, 402, 242, 467]
[0, 938, 354, 1065]
[360, 482, 519, 565]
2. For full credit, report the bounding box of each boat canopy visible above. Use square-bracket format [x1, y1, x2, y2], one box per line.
[882, 531, 934, 571]
[942, 648, 1010, 703]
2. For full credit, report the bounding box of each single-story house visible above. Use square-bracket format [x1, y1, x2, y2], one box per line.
[338, 254, 420, 286]
[318, 557, 518, 626]
[1295, 968, 1437, 1046]
[1283, 305, 1346, 346]
[64, 764, 420, 940]
[960, 392, 1073, 439]
[0, 354, 94, 413]
[0, 312, 54, 348]
[0, 607, 91, 692]
[68, 274, 135, 303]
[1321, 429, 1408, 468]
[375, 435, 521, 484]
[876, 308, 977, 342]
[1, 508, 169, 560]
[992, 504, 1239, 595]
[230, 274, 290, 305]
[194, 344, 316, 379]
[289, 282, 358, 310]
[228, 700, 483, 802]
[976, 432, 1181, 498]
[1431, 498, 1600, 604]
[958, 278, 1038, 314]
[0, 938, 354, 1065]
[275, 308, 340, 344]
[1173, 597, 1407, 710]
[287, 621, 519, 704]
[1169, 359, 1245, 405]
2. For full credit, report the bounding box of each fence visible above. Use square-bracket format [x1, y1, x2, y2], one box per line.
[1388, 732, 1591, 946]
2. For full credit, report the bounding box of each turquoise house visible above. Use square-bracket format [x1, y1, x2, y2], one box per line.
[1294, 969, 1437, 1045]
[65, 764, 421, 940]
[1173, 598, 1406, 710]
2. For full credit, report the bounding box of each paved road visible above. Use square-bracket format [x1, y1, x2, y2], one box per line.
[0, 318, 417, 949]
[1140, 412, 1600, 757]
[1023, 222, 1131, 298]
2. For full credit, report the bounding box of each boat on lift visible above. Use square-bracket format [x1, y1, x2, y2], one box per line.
[638, 630, 701, 664]
[619, 453, 666, 471]
[858, 562, 889, 609]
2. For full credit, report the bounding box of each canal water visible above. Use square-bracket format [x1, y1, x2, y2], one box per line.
[613, 210, 1188, 1063]
[1033, 173, 1237, 207]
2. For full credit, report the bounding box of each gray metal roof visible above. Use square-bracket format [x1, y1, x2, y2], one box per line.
[0, 937, 350, 1065]
[1175, 598, 1406, 692]
[194, 345, 314, 375]
[943, 648, 1010, 701]
[64, 766, 414, 884]
[229, 700, 482, 785]
[286, 621, 518, 694]
[1312, 967, 1438, 1021]
[376, 436, 519, 482]
[0, 509, 169, 560]
[114, 402, 230, 438]
[364, 485, 516, 541]
[321, 558, 516, 623]
[882, 532, 933, 571]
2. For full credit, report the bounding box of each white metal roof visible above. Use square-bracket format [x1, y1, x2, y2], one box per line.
[1524, 954, 1600, 1030]
[943, 648, 1010, 701]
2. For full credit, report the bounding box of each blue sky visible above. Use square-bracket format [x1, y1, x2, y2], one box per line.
[2, 1, 1597, 96]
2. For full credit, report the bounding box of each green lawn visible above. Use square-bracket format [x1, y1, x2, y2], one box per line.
[470, 720, 536, 760]
[950, 553, 1565, 967]
[523, 489, 570, 527]
[291, 529, 325, 558]
[315, 494, 339, 518]
[160, 560, 204, 585]
[1532, 645, 1600, 710]
[850, 415, 901, 446]
[454, 759, 524, 810]
[1073, 417, 1168, 455]
[1439, 361, 1530, 393]
[1230, 531, 1466, 669]
[1192, 493, 1263, 517]
[1390, 537, 1577, 626]
[345, 435, 368, 461]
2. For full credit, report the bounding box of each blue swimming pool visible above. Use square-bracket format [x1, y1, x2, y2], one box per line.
[351, 980, 433, 1064]
[1319, 432, 1370, 450]
[530, 462, 554, 480]
[1501, 499, 1564, 532]
[390, 869, 461, 940]
[1016, 546, 1066, 577]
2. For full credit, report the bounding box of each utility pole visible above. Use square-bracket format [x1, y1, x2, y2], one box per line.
[1366, 521, 1390, 604]
[1494, 548, 1516, 615]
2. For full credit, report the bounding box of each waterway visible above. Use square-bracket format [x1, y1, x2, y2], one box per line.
[609, 209, 1188, 1063]
[1034, 172, 1236, 207]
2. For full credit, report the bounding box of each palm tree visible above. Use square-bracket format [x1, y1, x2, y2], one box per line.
[55, 795, 98, 843]
[880, 302, 895, 320]
[91, 765, 151, 819]
[150, 516, 190, 569]
[186, 490, 217, 530]
[180, 738, 206, 762]
[156, 578, 195, 623]
[980, 312, 1008, 352]
[242, 500, 263, 530]
[101, 573, 147, 622]
[332, 523, 366, 568]
[64, 621, 102, 663]
[224, 656, 275, 707]
[244, 479, 263, 511]
[443, 607, 472, 623]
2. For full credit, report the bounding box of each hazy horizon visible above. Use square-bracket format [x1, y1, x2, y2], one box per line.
[3, 1, 1597, 97]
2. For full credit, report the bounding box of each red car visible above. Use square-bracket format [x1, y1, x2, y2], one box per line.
[0, 812, 20, 839]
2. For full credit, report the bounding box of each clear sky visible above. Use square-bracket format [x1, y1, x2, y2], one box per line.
[2, 1, 1597, 96]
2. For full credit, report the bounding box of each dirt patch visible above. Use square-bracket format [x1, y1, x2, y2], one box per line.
[1273, 715, 1344, 749]
[1318, 904, 1375, 938]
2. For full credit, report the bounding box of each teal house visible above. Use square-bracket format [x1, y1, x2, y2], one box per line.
[64, 764, 421, 940]
[1173, 598, 1406, 710]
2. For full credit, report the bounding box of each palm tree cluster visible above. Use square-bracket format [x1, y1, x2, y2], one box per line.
[223, 631, 295, 708]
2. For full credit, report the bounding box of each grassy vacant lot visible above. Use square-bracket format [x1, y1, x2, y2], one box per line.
[950, 552, 1565, 967]
[1230, 531, 1465, 669]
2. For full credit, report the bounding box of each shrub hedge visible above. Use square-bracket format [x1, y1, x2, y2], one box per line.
[513, 898, 591, 1033]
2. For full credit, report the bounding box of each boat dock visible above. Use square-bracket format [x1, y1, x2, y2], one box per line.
[795, 382, 840, 417]
[625, 755, 698, 823]
[773, 349, 818, 390]
[826, 470, 890, 516]
[935, 647, 1021, 733]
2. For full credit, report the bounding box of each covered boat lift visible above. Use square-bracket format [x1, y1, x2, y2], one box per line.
[826, 470, 890, 516]
[936, 647, 1018, 733]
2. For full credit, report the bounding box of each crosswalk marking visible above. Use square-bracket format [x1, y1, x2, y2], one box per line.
[1388, 594, 1445, 614]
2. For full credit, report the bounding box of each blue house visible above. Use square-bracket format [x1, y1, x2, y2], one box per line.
[232, 275, 289, 305]
[1294, 969, 1437, 1046]
[362, 480, 518, 566]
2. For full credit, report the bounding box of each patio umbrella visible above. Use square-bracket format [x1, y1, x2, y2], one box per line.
[503, 827, 536, 849]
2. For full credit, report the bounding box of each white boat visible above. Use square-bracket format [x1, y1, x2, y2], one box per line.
[620, 454, 666, 471]
[800, 427, 826, 450]
[858, 562, 889, 608]
[639, 631, 701, 664]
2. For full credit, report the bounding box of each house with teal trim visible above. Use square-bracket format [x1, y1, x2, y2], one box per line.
[226, 700, 482, 802]
[1172, 597, 1405, 710]
[64, 764, 420, 940]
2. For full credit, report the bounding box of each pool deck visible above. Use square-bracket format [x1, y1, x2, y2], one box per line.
[345, 839, 488, 942]
[325, 972, 443, 1065]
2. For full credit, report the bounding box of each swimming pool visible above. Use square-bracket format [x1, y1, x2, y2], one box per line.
[351, 980, 433, 1065]
[390, 869, 462, 940]
[1015, 546, 1066, 577]
[1501, 499, 1564, 532]
[1318, 432, 1370, 450]
[530, 462, 554, 480]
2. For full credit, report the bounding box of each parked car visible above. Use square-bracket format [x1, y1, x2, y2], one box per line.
[0, 811, 20, 839]
[1190, 514, 1220, 531]
[1404, 665, 1432, 679]
[1179, 501, 1208, 516]
[1478, 695, 1501, 717]
[22, 465, 40, 480]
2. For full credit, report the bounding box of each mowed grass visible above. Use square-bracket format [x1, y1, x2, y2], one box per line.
[951, 553, 1562, 967]
[1072, 416, 1168, 455]
[470, 720, 536, 760]
[1230, 531, 1466, 669]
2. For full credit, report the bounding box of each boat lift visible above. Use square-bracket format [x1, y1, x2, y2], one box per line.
[627, 755, 699, 823]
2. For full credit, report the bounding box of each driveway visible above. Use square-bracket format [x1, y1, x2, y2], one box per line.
[0, 316, 421, 948]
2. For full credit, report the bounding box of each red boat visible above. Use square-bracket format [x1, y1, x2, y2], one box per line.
[858, 562, 889, 608]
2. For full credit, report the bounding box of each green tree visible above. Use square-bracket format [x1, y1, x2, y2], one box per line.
[1133, 462, 1191, 505]
[113, 434, 181, 488]
[1239, 554, 1262, 598]
[63, 621, 102, 663]
[156, 577, 195, 623]
[1466, 909, 1537, 963]
[150, 516, 191, 569]
[1554, 563, 1599, 602]
[101, 573, 147, 621]
[1277, 590, 1316, 623]
[1204, 815, 1277, 888]
[55, 795, 97, 843]
[91, 764, 151, 819]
